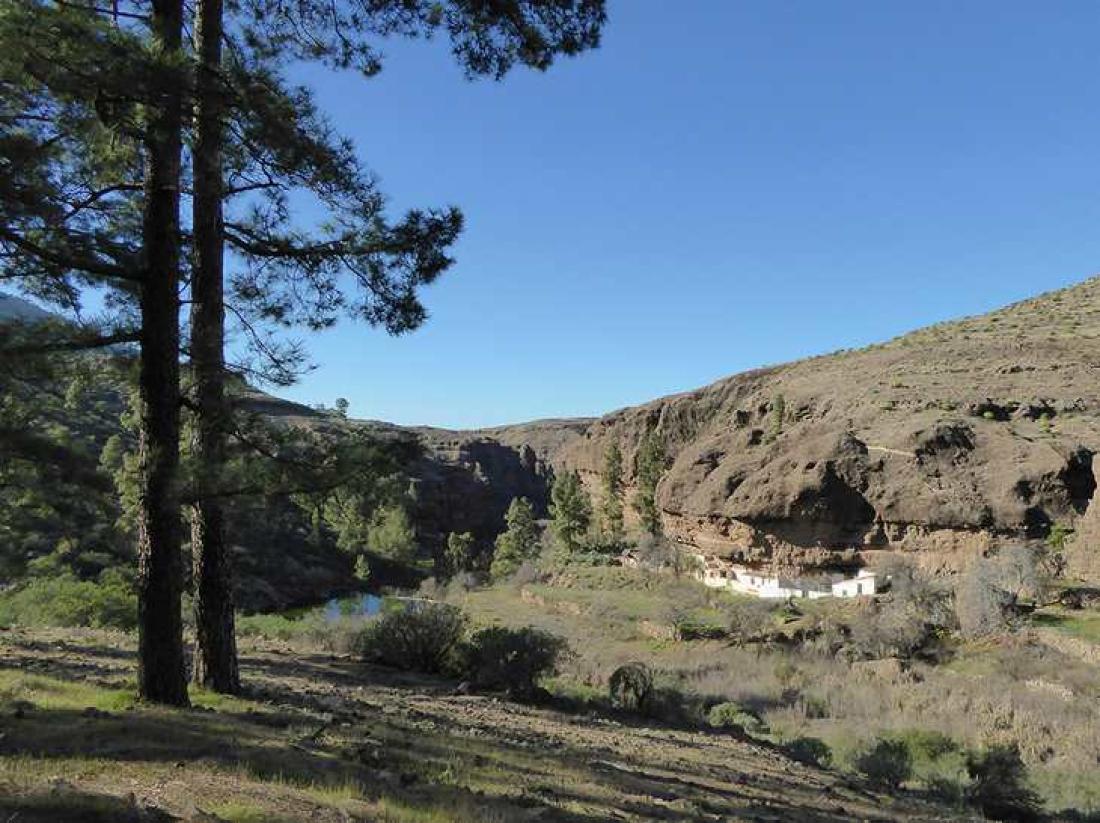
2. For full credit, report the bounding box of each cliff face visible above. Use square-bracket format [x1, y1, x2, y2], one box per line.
[551, 277, 1100, 573]
[405, 419, 596, 555]
[264, 277, 1100, 577]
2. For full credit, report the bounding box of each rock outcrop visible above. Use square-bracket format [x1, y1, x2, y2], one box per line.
[217, 277, 1100, 578]
[550, 277, 1100, 573]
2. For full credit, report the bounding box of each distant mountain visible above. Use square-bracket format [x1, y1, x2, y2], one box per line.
[0, 292, 54, 324]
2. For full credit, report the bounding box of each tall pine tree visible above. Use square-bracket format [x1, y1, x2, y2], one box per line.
[600, 440, 624, 542]
[550, 471, 591, 555]
[633, 430, 666, 538]
[185, 0, 607, 691]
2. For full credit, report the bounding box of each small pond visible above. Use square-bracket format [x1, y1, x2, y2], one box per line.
[322, 592, 386, 621]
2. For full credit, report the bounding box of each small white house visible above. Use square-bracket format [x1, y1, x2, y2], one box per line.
[830, 570, 878, 598]
[690, 550, 876, 600]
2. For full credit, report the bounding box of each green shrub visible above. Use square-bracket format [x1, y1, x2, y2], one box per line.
[353, 555, 371, 584]
[706, 702, 767, 735]
[459, 626, 570, 699]
[965, 744, 1042, 822]
[854, 737, 913, 790]
[354, 602, 466, 673]
[784, 736, 832, 768]
[0, 570, 135, 630]
[608, 662, 653, 712]
[894, 729, 959, 764]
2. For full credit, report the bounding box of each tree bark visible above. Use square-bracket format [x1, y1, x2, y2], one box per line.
[136, 0, 188, 706]
[191, 0, 239, 694]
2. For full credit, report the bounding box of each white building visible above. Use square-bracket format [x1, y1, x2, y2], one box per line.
[694, 552, 876, 600]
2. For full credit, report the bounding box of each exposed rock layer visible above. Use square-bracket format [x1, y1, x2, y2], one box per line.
[387, 278, 1100, 575]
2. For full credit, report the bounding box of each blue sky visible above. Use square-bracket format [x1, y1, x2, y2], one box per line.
[276, 0, 1100, 428]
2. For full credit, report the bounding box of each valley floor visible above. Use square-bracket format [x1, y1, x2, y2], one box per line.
[0, 627, 966, 822]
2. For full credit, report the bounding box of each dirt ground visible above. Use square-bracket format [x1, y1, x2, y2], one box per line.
[0, 627, 973, 822]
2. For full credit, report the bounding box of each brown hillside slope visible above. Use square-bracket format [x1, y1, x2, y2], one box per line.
[557, 276, 1100, 574]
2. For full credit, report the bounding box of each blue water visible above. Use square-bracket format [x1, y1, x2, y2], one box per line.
[323, 592, 385, 621]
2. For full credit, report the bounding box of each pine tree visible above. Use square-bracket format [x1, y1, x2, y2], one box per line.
[184, 0, 607, 691]
[492, 497, 540, 580]
[550, 471, 591, 555]
[133, 0, 189, 707]
[633, 431, 666, 537]
[190, 0, 238, 695]
[444, 531, 476, 579]
[0, 0, 608, 700]
[367, 505, 417, 562]
[600, 441, 624, 542]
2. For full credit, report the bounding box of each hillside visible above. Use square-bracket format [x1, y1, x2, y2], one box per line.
[7, 277, 1100, 589]
[0, 626, 972, 822]
[547, 277, 1100, 575]
[338, 276, 1099, 578]
[0, 292, 53, 323]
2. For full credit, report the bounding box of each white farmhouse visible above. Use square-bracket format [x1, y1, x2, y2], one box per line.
[691, 551, 876, 600]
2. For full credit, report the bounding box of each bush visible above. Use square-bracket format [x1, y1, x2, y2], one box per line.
[0, 571, 136, 630]
[608, 662, 654, 712]
[725, 599, 777, 644]
[854, 737, 913, 790]
[237, 610, 361, 652]
[966, 744, 1042, 822]
[956, 561, 1015, 638]
[784, 736, 832, 768]
[460, 626, 570, 699]
[895, 729, 959, 763]
[354, 602, 466, 674]
[706, 702, 767, 735]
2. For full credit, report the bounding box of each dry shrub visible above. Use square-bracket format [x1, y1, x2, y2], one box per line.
[354, 602, 467, 673]
[609, 662, 653, 711]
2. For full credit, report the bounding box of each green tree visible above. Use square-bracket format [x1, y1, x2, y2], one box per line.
[550, 471, 591, 555]
[0, 0, 607, 702]
[492, 498, 540, 580]
[633, 431, 666, 537]
[444, 531, 476, 579]
[600, 441, 625, 542]
[965, 744, 1041, 822]
[367, 504, 417, 562]
[185, 0, 606, 692]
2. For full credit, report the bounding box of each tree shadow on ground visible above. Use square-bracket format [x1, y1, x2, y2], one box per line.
[0, 637, 955, 822]
[0, 789, 176, 823]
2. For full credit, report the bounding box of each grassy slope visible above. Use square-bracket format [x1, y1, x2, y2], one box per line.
[0, 627, 964, 823]
[450, 567, 1100, 814]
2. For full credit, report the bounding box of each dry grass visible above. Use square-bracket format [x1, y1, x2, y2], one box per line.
[454, 564, 1100, 815]
[0, 625, 964, 822]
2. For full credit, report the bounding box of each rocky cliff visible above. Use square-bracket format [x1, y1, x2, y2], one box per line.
[551, 277, 1100, 574]
[329, 277, 1100, 576]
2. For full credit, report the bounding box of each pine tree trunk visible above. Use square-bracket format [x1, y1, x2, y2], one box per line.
[191, 0, 239, 694]
[136, 0, 188, 707]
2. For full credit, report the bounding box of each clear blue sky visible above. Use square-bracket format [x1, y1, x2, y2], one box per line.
[276, 0, 1100, 428]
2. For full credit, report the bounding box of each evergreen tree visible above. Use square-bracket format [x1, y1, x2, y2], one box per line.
[550, 471, 591, 555]
[492, 497, 540, 580]
[0, 0, 607, 700]
[633, 431, 666, 537]
[184, 0, 606, 692]
[600, 440, 625, 542]
[189, 0, 237, 694]
[367, 505, 417, 562]
[444, 531, 476, 579]
[134, 0, 189, 707]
